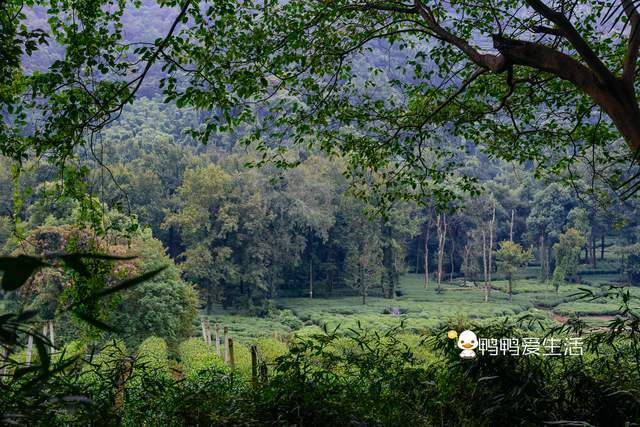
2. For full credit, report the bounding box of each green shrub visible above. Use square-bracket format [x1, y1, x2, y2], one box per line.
[137, 336, 169, 375]
[251, 337, 288, 364]
[178, 338, 226, 379]
[276, 308, 303, 329]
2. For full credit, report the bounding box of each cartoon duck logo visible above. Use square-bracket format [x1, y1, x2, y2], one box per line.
[448, 329, 478, 359]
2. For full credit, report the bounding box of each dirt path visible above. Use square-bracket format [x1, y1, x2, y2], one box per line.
[537, 307, 616, 326]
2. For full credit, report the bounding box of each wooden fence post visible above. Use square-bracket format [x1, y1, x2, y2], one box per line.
[205, 319, 212, 346]
[223, 326, 229, 363]
[250, 344, 258, 386]
[215, 323, 221, 356]
[49, 320, 55, 352]
[228, 338, 235, 370]
[25, 332, 34, 367]
[201, 317, 207, 343]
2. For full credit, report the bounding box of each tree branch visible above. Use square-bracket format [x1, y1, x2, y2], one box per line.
[342, 2, 417, 14]
[525, 0, 616, 84]
[413, 0, 506, 72]
[532, 25, 562, 37]
[492, 35, 602, 99]
[428, 67, 488, 120]
[622, 0, 640, 88]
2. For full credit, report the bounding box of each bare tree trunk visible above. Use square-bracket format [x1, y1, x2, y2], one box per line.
[482, 229, 488, 302]
[436, 213, 447, 288]
[487, 204, 495, 294]
[424, 217, 432, 289]
[540, 233, 546, 283]
[463, 244, 471, 286]
[509, 209, 515, 242]
[548, 245, 552, 280]
[449, 229, 455, 283]
[309, 258, 313, 299]
[591, 227, 597, 269]
[415, 239, 420, 274]
[601, 233, 605, 260]
[361, 265, 366, 305]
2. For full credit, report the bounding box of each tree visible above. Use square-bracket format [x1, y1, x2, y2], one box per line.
[10, 214, 198, 347]
[526, 183, 573, 282]
[380, 203, 419, 298]
[552, 228, 587, 292]
[345, 237, 384, 305]
[162, 164, 233, 311]
[338, 194, 384, 304]
[278, 156, 338, 299]
[495, 241, 532, 302]
[158, 0, 640, 203]
[8, 1, 640, 211]
[615, 242, 640, 285]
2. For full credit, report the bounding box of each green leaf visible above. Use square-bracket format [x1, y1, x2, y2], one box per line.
[34, 336, 51, 374]
[72, 310, 118, 333]
[62, 253, 137, 277]
[0, 255, 47, 291]
[75, 266, 167, 305]
[60, 254, 91, 277]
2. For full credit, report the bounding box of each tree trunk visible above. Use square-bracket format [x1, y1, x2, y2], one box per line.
[382, 222, 395, 298]
[591, 231, 597, 269]
[509, 209, 515, 242]
[482, 229, 488, 302]
[540, 233, 546, 283]
[361, 265, 366, 305]
[547, 245, 552, 279]
[463, 244, 471, 286]
[436, 213, 447, 288]
[600, 233, 605, 260]
[491, 35, 640, 158]
[449, 226, 455, 283]
[415, 239, 420, 274]
[424, 217, 432, 289]
[329, 271, 334, 296]
[487, 205, 495, 290]
[309, 258, 313, 299]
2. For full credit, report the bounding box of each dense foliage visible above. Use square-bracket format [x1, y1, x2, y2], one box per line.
[3, 1, 640, 424]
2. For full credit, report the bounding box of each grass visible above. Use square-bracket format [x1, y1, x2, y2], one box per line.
[204, 314, 292, 343]
[202, 270, 632, 341]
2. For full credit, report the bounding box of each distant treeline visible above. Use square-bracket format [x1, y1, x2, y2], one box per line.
[2, 98, 640, 313]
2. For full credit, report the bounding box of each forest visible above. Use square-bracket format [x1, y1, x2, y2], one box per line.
[1, 0, 640, 425]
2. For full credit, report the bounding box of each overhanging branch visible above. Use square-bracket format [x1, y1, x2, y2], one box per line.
[413, 0, 506, 72]
[526, 0, 617, 85]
